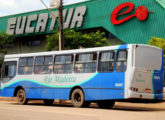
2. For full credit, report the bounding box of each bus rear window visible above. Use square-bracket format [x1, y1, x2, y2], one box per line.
[135, 46, 162, 70]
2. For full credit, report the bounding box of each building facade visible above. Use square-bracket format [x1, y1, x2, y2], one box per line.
[0, 0, 165, 56]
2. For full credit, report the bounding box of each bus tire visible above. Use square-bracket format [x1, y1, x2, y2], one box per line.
[83, 101, 91, 107]
[97, 100, 115, 108]
[16, 89, 28, 105]
[44, 99, 54, 105]
[71, 89, 85, 107]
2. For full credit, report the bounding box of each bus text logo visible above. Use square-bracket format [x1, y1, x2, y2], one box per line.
[111, 2, 151, 25]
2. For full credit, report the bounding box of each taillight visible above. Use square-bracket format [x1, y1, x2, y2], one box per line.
[130, 87, 138, 92]
[145, 88, 152, 93]
[157, 90, 163, 94]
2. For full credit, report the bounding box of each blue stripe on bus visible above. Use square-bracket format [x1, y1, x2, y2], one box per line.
[152, 50, 164, 100]
[0, 72, 125, 100]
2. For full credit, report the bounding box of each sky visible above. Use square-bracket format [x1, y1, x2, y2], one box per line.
[0, 0, 85, 17]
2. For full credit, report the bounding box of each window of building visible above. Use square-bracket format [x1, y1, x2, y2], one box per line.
[22, 40, 41, 46]
[75, 53, 97, 73]
[54, 55, 73, 74]
[34, 56, 53, 74]
[116, 50, 127, 72]
[18, 57, 34, 75]
[98, 51, 114, 72]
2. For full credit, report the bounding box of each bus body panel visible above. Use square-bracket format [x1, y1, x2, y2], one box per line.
[127, 45, 164, 100]
[0, 72, 125, 101]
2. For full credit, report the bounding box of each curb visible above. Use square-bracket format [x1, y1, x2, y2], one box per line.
[0, 97, 17, 101]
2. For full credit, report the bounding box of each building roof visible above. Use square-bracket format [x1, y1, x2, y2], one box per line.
[0, 0, 165, 44]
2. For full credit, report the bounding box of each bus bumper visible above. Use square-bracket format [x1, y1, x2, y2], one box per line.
[128, 91, 163, 100]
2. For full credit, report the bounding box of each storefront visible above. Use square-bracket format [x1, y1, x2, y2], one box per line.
[0, 0, 165, 55]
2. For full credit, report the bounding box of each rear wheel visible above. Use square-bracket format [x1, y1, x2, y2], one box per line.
[71, 89, 85, 107]
[16, 89, 28, 105]
[83, 101, 91, 107]
[97, 100, 115, 108]
[44, 99, 54, 105]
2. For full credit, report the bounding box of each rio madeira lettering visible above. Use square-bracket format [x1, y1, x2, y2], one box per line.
[7, 6, 86, 35]
[44, 75, 76, 84]
[111, 2, 151, 25]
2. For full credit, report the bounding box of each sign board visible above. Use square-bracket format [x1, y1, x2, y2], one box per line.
[7, 6, 87, 35]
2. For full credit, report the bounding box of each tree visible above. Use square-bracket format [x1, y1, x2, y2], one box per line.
[0, 31, 14, 67]
[46, 29, 110, 51]
[148, 37, 165, 58]
[0, 31, 14, 54]
[148, 37, 165, 86]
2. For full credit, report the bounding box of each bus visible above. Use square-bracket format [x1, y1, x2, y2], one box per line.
[0, 44, 164, 108]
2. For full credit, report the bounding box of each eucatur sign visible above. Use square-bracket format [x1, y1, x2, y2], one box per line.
[111, 2, 151, 25]
[7, 6, 86, 35]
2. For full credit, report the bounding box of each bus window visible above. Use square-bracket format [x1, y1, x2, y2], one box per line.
[75, 53, 97, 73]
[18, 57, 33, 75]
[116, 50, 127, 72]
[2, 61, 17, 83]
[98, 51, 114, 72]
[54, 55, 73, 74]
[34, 56, 53, 74]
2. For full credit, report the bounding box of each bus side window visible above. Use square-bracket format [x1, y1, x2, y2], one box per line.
[54, 55, 73, 74]
[116, 50, 127, 72]
[98, 51, 114, 72]
[2, 61, 17, 83]
[18, 57, 33, 75]
[34, 56, 53, 74]
[75, 53, 97, 73]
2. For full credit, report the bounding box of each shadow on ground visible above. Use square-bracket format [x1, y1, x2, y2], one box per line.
[8, 100, 165, 112]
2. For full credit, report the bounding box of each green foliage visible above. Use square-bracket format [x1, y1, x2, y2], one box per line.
[0, 31, 14, 54]
[46, 29, 110, 51]
[148, 37, 165, 58]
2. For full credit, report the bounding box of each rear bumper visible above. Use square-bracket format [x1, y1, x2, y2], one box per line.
[128, 90, 163, 100]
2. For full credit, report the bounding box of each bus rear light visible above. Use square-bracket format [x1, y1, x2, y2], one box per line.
[130, 87, 138, 92]
[130, 87, 135, 91]
[157, 90, 163, 94]
[145, 88, 152, 93]
[135, 88, 138, 92]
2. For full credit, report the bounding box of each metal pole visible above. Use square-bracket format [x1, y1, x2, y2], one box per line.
[40, 0, 64, 51]
[58, 0, 64, 51]
[40, 0, 57, 19]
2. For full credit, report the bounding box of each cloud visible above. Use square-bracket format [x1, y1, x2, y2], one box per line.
[0, 0, 86, 17]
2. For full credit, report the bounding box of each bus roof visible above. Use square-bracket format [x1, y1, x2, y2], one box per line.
[4, 44, 162, 59]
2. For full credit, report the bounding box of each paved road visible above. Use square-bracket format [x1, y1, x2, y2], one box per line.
[0, 100, 165, 120]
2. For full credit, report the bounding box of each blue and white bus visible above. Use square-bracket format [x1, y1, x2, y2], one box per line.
[0, 44, 164, 108]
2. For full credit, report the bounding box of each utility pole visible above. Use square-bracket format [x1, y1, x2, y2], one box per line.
[58, 0, 64, 51]
[41, 0, 64, 51]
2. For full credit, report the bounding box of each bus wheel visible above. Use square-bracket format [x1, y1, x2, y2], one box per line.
[16, 89, 28, 105]
[44, 99, 54, 105]
[83, 101, 91, 107]
[97, 100, 115, 108]
[71, 89, 85, 107]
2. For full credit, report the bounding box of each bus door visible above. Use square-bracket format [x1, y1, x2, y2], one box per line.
[1, 61, 17, 86]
